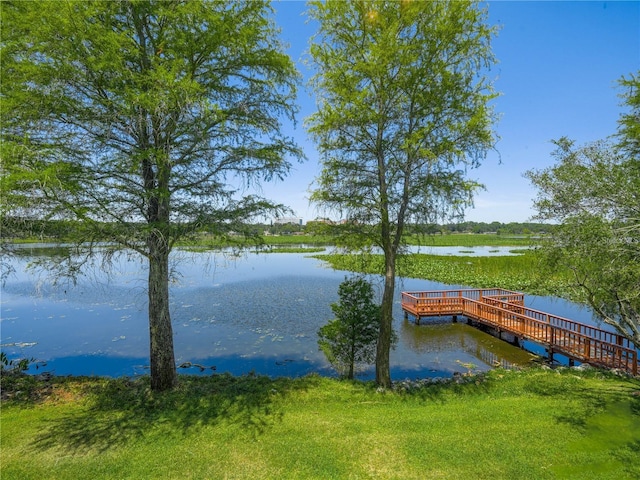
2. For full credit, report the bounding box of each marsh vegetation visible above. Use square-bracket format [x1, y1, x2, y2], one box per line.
[314, 250, 571, 299]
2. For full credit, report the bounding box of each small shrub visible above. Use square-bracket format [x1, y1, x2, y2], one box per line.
[318, 276, 381, 379]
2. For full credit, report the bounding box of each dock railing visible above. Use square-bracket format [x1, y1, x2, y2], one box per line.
[401, 288, 638, 376]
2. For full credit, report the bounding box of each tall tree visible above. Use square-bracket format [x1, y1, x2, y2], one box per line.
[307, 0, 497, 387]
[1, 1, 301, 390]
[526, 74, 640, 345]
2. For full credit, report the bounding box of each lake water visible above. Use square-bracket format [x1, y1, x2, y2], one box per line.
[0, 246, 595, 380]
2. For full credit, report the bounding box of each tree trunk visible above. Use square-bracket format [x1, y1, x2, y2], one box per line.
[375, 249, 395, 388]
[349, 341, 355, 380]
[148, 231, 178, 391]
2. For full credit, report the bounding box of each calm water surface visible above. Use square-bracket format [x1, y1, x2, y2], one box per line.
[1, 247, 594, 380]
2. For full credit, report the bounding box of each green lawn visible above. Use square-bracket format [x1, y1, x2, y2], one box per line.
[2, 368, 639, 479]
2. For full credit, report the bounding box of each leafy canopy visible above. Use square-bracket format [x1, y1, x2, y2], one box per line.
[526, 136, 640, 344]
[0, 0, 302, 390]
[527, 73, 639, 345]
[1, 0, 302, 252]
[307, 0, 498, 387]
[308, 0, 497, 238]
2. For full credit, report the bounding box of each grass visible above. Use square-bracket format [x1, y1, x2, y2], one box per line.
[174, 233, 539, 250]
[1, 368, 639, 479]
[405, 233, 537, 247]
[314, 251, 571, 298]
[180, 245, 326, 254]
[177, 234, 337, 250]
[7, 232, 539, 250]
[256, 246, 326, 254]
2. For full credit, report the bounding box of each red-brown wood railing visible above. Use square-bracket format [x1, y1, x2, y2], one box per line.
[401, 288, 638, 376]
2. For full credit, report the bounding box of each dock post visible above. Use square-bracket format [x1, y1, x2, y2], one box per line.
[452, 315, 457, 323]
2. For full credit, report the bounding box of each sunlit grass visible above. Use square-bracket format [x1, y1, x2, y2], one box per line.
[1, 369, 639, 479]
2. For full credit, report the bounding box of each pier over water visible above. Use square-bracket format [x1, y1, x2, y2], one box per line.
[401, 288, 638, 375]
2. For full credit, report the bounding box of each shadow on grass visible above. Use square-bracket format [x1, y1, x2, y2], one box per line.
[25, 372, 493, 454]
[340, 372, 496, 405]
[550, 374, 640, 424]
[30, 373, 320, 454]
[552, 382, 640, 479]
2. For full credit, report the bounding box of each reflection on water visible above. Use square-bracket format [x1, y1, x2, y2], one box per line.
[1, 246, 599, 380]
[396, 320, 534, 375]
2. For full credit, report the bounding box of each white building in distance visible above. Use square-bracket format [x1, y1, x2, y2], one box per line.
[272, 216, 303, 226]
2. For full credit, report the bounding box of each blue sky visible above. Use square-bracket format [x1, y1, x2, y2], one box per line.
[263, 0, 639, 224]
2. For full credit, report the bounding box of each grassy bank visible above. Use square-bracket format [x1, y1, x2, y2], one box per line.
[5, 233, 538, 250]
[404, 233, 536, 247]
[174, 233, 538, 250]
[176, 233, 336, 249]
[1, 368, 639, 479]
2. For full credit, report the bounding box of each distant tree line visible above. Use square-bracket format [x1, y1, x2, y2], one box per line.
[2, 216, 554, 241]
[437, 221, 549, 235]
[1, 217, 83, 241]
[2, 217, 552, 241]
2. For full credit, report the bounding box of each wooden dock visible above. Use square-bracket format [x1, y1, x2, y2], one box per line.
[401, 288, 638, 376]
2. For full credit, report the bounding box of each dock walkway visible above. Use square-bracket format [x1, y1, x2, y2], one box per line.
[401, 288, 638, 375]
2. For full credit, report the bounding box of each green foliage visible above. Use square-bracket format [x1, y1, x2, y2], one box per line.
[616, 71, 640, 157]
[1, 0, 302, 251]
[307, 0, 498, 387]
[318, 276, 382, 379]
[0, 352, 32, 374]
[314, 251, 571, 298]
[257, 247, 325, 254]
[0, 353, 51, 402]
[1, 0, 302, 390]
[526, 136, 640, 345]
[436, 221, 550, 235]
[1, 219, 547, 246]
[524, 76, 640, 346]
[307, 0, 497, 230]
[405, 233, 537, 247]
